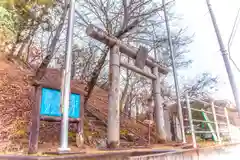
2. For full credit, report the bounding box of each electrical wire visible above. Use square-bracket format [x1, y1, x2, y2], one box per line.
[228, 8, 240, 72]
[228, 8, 240, 48]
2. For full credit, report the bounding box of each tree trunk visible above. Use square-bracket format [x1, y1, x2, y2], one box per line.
[71, 51, 76, 79]
[152, 67, 167, 142]
[120, 81, 129, 112]
[9, 33, 21, 56]
[28, 85, 41, 154]
[17, 23, 38, 59]
[80, 53, 94, 81]
[123, 95, 130, 119]
[107, 45, 120, 148]
[136, 101, 139, 121]
[128, 92, 133, 119]
[129, 104, 132, 118]
[25, 38, 33, 63]
[34, 4, 68, 81]
[84, 47, 109, 104]
[84, 20, 141, 105]
[170, 116, 176, 141]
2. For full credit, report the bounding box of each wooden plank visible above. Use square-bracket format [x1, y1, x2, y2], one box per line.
[76, 95, 85, 148]
[135, 46, 148, 69]
[185, 93, 197, 148]
[40, 116, 80, 122]
[189, 97, 237, 112]
[79, 95, 85, 133]
[190, 107, 213, 115]
[224, 107, 232, 142]
[37, 82, 86, 96]
[211, 102, 221, 144]
[28, 86, 41, 154]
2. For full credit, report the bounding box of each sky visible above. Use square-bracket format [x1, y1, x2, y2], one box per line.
[174, 0, 240, 103]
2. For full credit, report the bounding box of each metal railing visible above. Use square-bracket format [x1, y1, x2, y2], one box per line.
[184, 93, 231, 148]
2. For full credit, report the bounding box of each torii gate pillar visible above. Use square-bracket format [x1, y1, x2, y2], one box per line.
[152, 67, 167, 142]
[107, 45, 120, 148]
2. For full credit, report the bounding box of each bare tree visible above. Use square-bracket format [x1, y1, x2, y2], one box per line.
[34, 1, 69, 81]
[182, 72, 218, 98]
[71, 0, 193, 143]
[74, 0, 178, 103]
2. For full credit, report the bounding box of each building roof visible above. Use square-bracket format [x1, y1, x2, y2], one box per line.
[38, 68, 87, 95]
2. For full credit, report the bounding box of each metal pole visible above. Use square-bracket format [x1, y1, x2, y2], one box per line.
[185, 93, 197, 148]
[58, 0, 75, 152]
[162, 0, 186, 143]
[206, 0, 240, 116]
[60, 69, 66, 114]
[211, 101, 221, 144]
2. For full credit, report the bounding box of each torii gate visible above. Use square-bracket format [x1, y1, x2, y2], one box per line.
[86, 24, 169, 148]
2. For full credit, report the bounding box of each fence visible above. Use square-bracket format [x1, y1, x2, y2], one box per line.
[184, 93, 232, 148]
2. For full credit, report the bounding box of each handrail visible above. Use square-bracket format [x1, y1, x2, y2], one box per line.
[185, 93, 232, 148]
[184, 118, 214, 124]
[191, 108, 213, 115]
[215, 113, 225, 117]
[193, 119, 214, 124]
[183, 106, 213, 115]
[189, 97, 237, 112]
[194, 131, 215, 134]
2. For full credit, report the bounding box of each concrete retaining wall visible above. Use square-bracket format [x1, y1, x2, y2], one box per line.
[128, 143, 240, 160]
[0, 143, 239, 160]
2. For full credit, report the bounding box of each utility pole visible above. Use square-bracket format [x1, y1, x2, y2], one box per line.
[162, 0, 186, 143]
[206, 0, 240, 116]
[58, 0, 76, 152]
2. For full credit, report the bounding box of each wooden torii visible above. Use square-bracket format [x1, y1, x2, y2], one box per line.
[86, 24, 169, 148]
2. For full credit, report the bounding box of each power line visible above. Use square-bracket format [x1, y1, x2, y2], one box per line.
[228, 8, 240, 72]
[228, 8, 240, 48]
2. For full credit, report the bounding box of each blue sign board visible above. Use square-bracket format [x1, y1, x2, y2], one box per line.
[40, 88, 81, 118]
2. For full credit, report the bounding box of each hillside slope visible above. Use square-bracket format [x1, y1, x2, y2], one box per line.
[0, 59, 158, 152]
[0, 59, 33, 151]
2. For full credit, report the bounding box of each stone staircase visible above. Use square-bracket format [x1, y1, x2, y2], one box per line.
[84, 104, 160, 147]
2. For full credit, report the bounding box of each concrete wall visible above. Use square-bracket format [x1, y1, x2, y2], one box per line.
[128, 143, 240, 160]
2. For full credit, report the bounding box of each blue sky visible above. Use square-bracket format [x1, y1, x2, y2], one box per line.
[175, 0, 240, 102]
